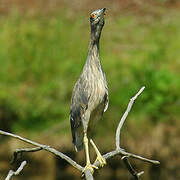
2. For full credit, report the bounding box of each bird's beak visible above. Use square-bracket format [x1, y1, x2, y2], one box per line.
[102, 8, 106, 12]
[100, 8, 106, 17]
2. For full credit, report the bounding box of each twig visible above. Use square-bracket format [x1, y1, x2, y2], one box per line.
[114, 86, 157, 179]
[93, 149, 160, 167]
[121, 156, 144, 180]
[11, 147, 42, 164]
[121, 150, 160, 164]
[116, 86, 145, 149]
[5, 161, 27, 180]
[0, 130, 83, 171]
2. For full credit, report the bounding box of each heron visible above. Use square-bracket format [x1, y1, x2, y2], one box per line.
[70, 8, 108, 173]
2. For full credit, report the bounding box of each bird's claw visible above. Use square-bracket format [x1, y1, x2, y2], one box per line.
[95, 154, 106, 167]
[82, 163, 98, 174]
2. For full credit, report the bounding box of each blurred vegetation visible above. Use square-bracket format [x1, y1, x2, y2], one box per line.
[0, 6, 179, 133]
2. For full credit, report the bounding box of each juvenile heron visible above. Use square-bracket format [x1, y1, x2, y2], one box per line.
[70, 8, 108, 173]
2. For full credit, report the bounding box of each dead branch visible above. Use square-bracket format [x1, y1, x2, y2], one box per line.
[0, 130, 83, 171]
[5, 161, 27, 180]
[0, 86, 160, 180]
[121, 156, 144, 180]
[11, 147, 42, 164]
[116, 86, 145, 149]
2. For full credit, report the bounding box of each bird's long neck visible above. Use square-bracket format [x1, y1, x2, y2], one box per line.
[89, 25, 102, 48]
[86, 25, 103, 67]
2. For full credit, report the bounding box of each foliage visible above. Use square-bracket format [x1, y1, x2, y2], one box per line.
[0, 9, 179, 132]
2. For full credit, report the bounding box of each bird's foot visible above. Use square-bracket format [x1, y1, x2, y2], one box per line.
[82, 163, 98, 174]
[95, 153, 106, 167]
[90, 139, 106, 167]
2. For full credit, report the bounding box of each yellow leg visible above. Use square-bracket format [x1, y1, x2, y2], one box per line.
[82, 133, 98, 174]
[90, 139, 106, 167]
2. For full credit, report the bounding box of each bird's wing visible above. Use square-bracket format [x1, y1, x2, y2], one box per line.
[70, 79, 89, 127]
[70, 77, 89, 151]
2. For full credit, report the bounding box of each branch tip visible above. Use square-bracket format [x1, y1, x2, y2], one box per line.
[137, 171, 144, 177]
[5, 161, 27, 180]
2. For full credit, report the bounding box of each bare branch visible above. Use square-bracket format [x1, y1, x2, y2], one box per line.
[0, 130, 83, 171]
[5, 161, 27, 180]
[94, 149, 160, 167]
[121, 156, 144, 180]
[121, 150, 160, 164]
[11, 147, 42, 164]
[0, 86, 160, 180]
[83, 170, 94, 180]
[116, 86, 145, 149]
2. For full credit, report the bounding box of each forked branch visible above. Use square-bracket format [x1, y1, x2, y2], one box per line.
[5, 161, 27, 180]
[116, 86, 145, 149]
[1, 86, 160, 180]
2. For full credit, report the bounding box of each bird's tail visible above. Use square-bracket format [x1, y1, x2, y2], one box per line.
[72, 129, 84, 152]
[70, 117, 84, 151]
[74, 136, 83, 152]
[70, 114, 84, 151]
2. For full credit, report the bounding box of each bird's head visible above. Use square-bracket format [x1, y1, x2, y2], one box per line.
[90, 8, 106, 27]
[90, 8, 106, 42]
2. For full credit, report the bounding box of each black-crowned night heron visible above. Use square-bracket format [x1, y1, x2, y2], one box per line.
[70, 8, 108, 173]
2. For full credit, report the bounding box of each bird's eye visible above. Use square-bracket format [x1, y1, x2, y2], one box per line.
[91, 14, 95, 19]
